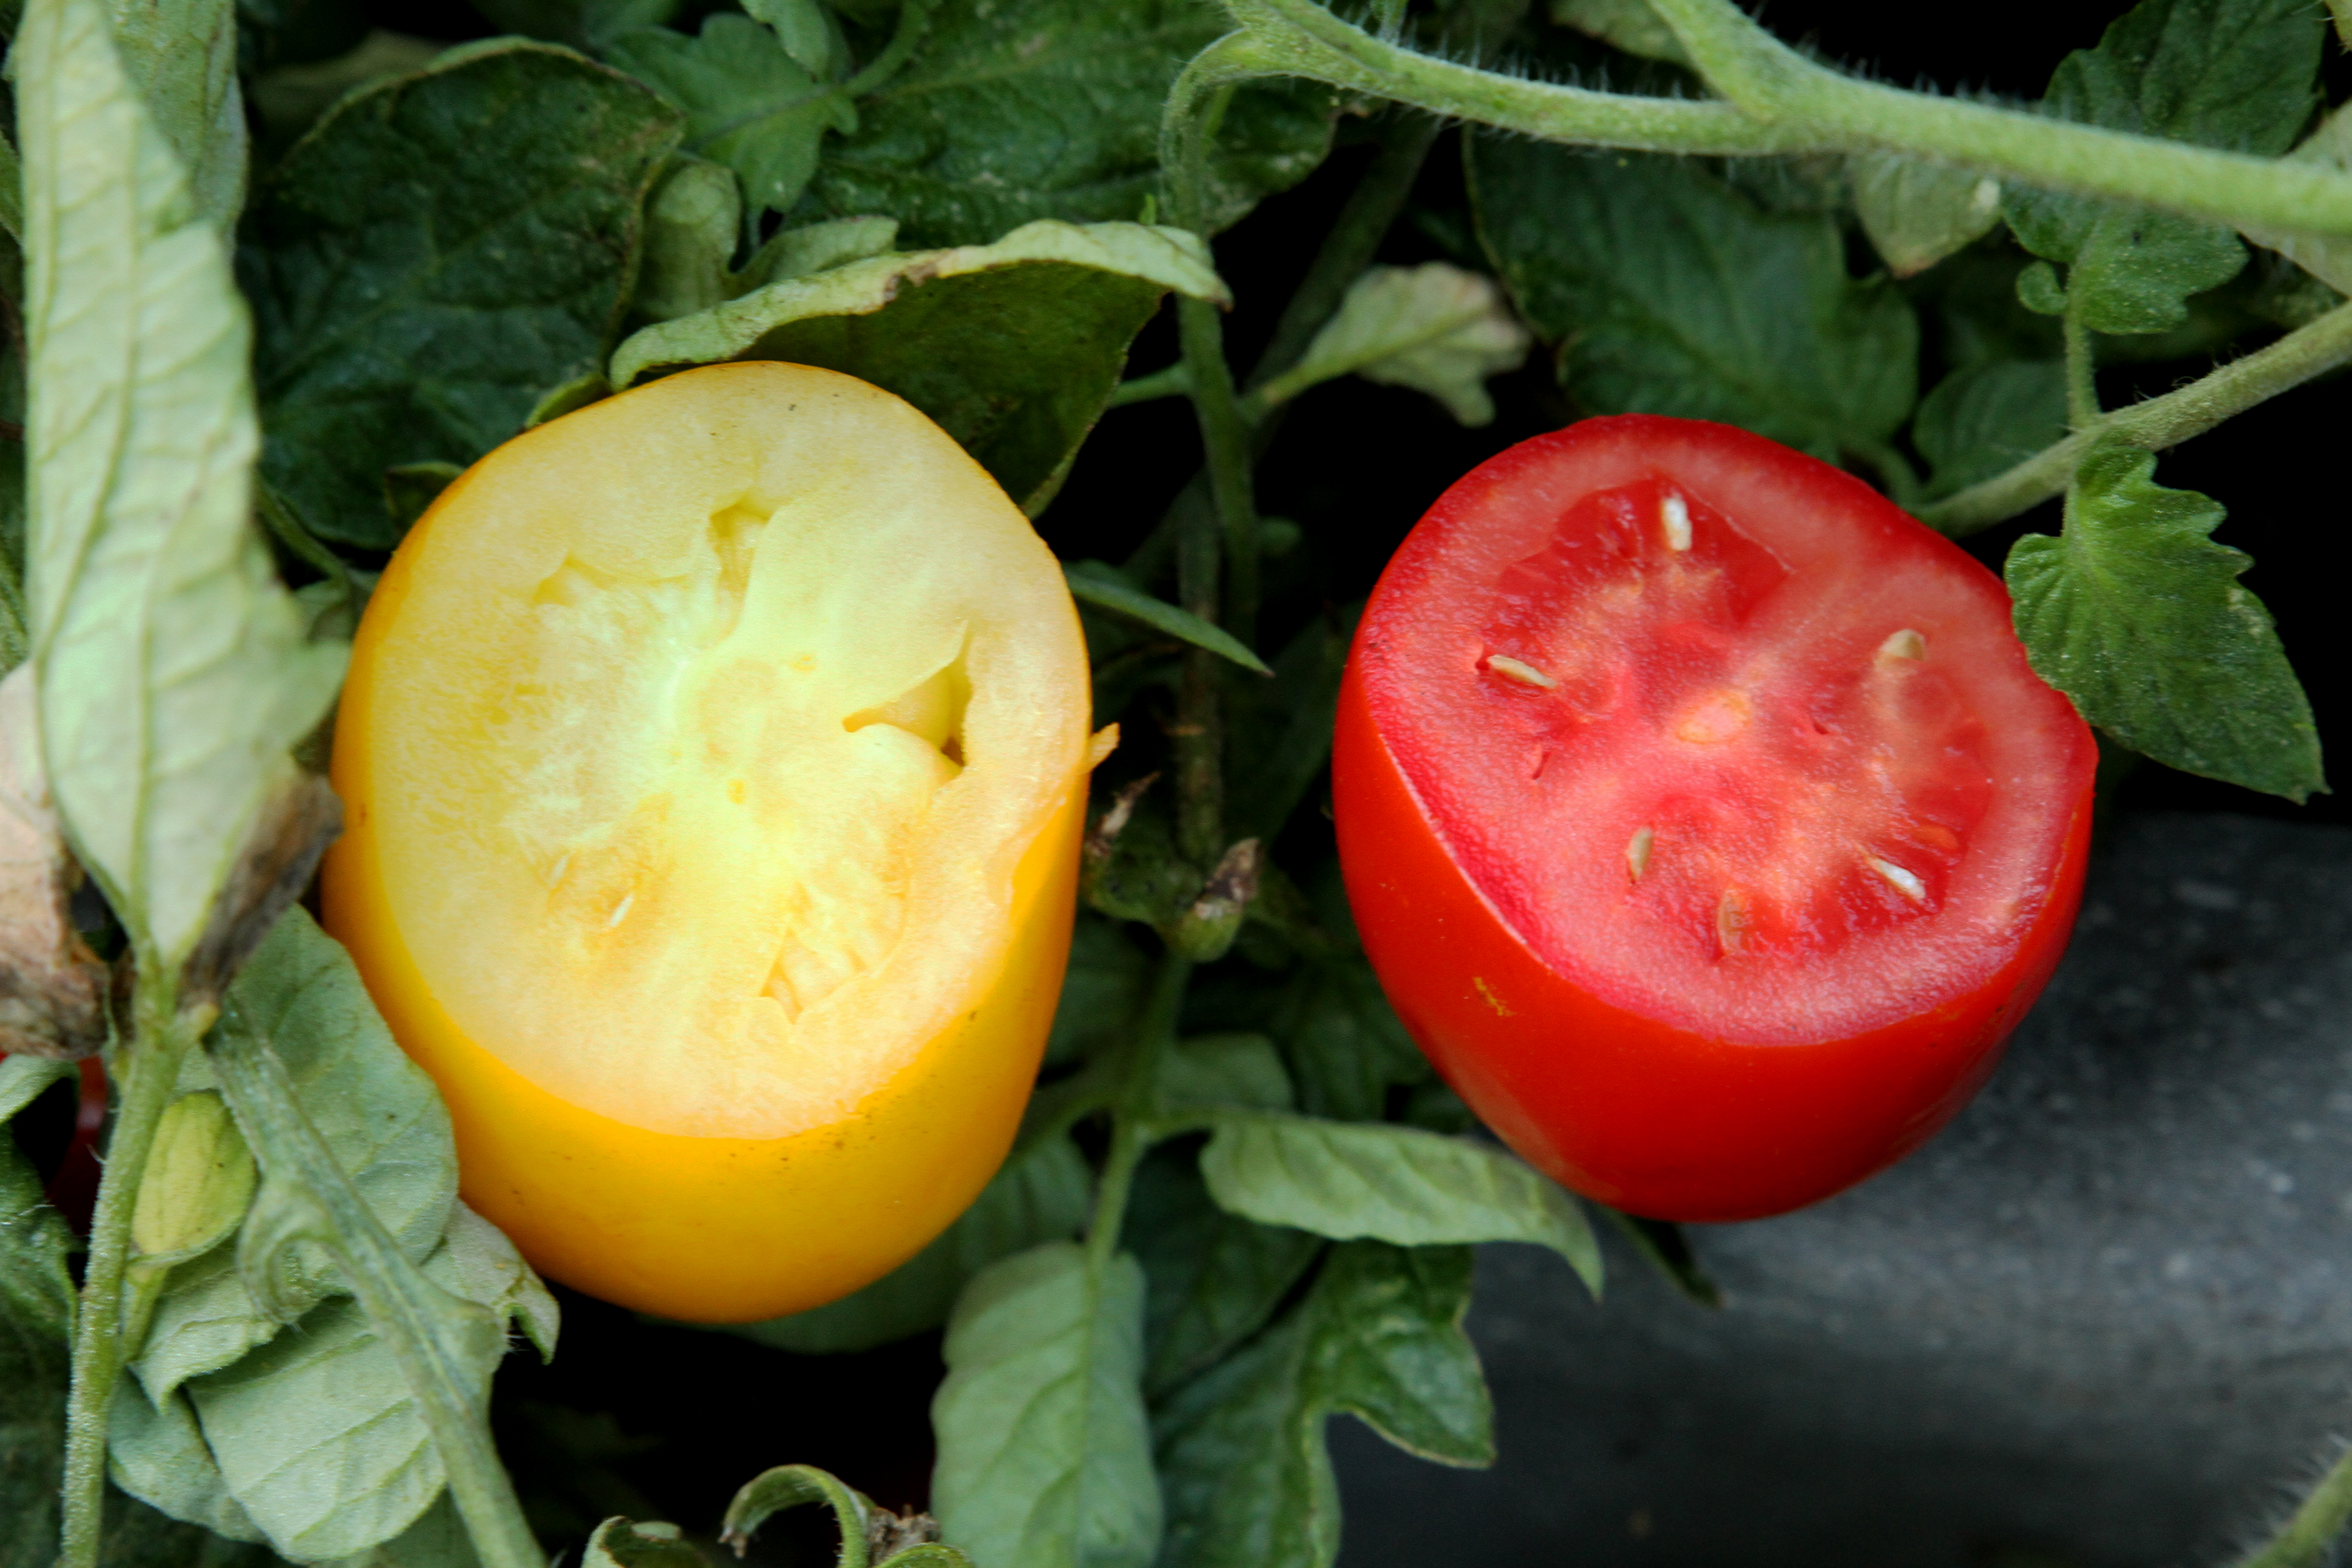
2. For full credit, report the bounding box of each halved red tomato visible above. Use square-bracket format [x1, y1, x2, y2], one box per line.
[1334, 415, 2096, 1221]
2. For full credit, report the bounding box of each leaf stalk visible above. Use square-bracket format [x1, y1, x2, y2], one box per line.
[57, 972, 199, 1568]
[1921, 297, 2352, 534]
[2232, 1439, 2352, 1568]
[209, 1008, 544, 1568]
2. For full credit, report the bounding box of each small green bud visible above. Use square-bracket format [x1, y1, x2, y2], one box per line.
[2016, 260, 2069, 317]
[132, 1090, 257, 1264]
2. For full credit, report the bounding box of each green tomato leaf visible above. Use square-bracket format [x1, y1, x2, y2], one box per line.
[1274, 954, 1429, 1124]
[134, 908, 460, 1403]
[582, 1517, 707, 1568]
[1255, 264, 1530, 427]
[1126, 1143, 1321, 1400]
[1911, 358, 2070, 501]
[931, 1242, 1161, 1568]
[634, 155, 742, 323]
[602, 15, 854, 225]
[1547, 0, 1691, 65]
[1199, 1112, 1603, 1296]
[1158, 1034, 1293, 1115]
[2004, 0, 2324, 333]
[1848, 154, 2004, 278]
[131, 1089, 258, 1267]
[16, 0, 348, 971]
[182, 1286, 499, 1561]
[746, 0, 843, 80]
[719, 1463, 874, 1558]
[242, 40, 682, 548]
[799, 0, 1335, 247]
[468, 0, 679, 50]
[1467, 140, 1919, 464]
[2240, 103, 2352, 293]
[0, 1062, 78, 1347]
[2005, 438, 2324, 801]
[103, 0, 247, 230]
[106, 1375, 265, 1545]
[734, 214, 902, 292]
[1047, 912, 1153, 1069]
[1223, 605, 1355, 847]
[1152, 1242, 1491, 1568]
[731, 1133, 1092, 1354]
[1064, 561, 1271, 677]
[247, 32, 449, 146]
[611, 220, 1225, 515]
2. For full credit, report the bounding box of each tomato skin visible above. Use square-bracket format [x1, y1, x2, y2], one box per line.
[1334, 416, 2094, 1222]
[321, 363, 1092, 1323]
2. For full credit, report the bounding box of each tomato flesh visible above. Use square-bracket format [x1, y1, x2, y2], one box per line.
[1337, 416, 2095, 1220]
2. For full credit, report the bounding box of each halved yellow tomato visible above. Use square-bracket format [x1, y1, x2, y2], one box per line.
[322, 363, 1093, 1323]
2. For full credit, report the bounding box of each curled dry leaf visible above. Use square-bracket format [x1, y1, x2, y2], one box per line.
[178, 772, 343, 1010]
[0, 664, 109, 1059]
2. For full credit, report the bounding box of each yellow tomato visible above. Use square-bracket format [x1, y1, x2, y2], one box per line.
[323, 362, 1092, 1323]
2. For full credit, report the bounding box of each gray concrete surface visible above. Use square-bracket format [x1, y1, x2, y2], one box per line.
[1333, 812, 2352, 1568]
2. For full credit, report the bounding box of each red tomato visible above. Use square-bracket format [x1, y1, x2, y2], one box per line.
[1334, 416, 2096, 1221]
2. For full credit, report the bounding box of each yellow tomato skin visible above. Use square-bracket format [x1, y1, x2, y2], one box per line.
[321, 363, 1088, 1323]
[321, 781, 1077, 1323]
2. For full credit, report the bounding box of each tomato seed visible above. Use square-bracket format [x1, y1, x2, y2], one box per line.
[1627, 827, 1654, 881]
[1877, 628, 1927, 662]
[1867, 857, 1926, 901]
[1661, 492, 1693, 552]
[1486, 653, 1558, 688]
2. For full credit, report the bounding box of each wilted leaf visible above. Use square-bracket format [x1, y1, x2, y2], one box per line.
[0, 666, 109, 1060]
[931, 1243, 1161, 1568]
[2004, 0, 2324, 333]
[242, 41, 681, 547]
[798, 0, 1334, 247]
[1468, 140, 1918, 463]
[17, 0, 348, 970]
[1256, 264, 1529, 426]
[1200, 1112, 1603, 1295]
[135, 909, 459, 1402]
[2006, 437, 2324, 800]
[732, 1134, 1091, 1355]
[612, 220, 1224, 514]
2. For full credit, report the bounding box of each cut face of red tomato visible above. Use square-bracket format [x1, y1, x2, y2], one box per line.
[1335, 415, 2097, 1221]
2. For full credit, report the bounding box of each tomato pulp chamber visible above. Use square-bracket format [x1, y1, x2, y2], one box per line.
[1334, 415, 2095, 1221]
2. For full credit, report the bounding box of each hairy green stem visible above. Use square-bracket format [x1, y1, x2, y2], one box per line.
[2233, 1441, 2352, 1568]
[210, 1009, 543, 1568]
[58, 974, 198, 1568]
[1108, 362, 1194, 407]
[1920, 296, 2352, 534]
[1221, 0, 1811, 154]
[2062, 294, 2100, 429]
[1083, 953, 1191, 1275]
[1180, 294, 1263, 648]
[1226, 0, 2352, 240]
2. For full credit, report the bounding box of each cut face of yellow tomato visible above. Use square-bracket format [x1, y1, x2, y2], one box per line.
[322, 362, 1092, 1323]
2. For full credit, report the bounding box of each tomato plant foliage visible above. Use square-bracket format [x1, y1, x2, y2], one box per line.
[0, 0, 2346, 1563]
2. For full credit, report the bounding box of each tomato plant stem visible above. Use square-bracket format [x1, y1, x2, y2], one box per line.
[2234, 1440, 2352, 1568]
[1223, 0, 2352, 240]
[1085, 953, 1192, 1276]
[210, 1008, 545, 1568]
[2063, 298, 2101, 430]
[1921, 297, 2352, 534]
[57, 972, 199, 1568]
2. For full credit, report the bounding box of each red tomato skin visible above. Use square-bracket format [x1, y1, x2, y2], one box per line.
[1333, 417, 2095, 1222]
